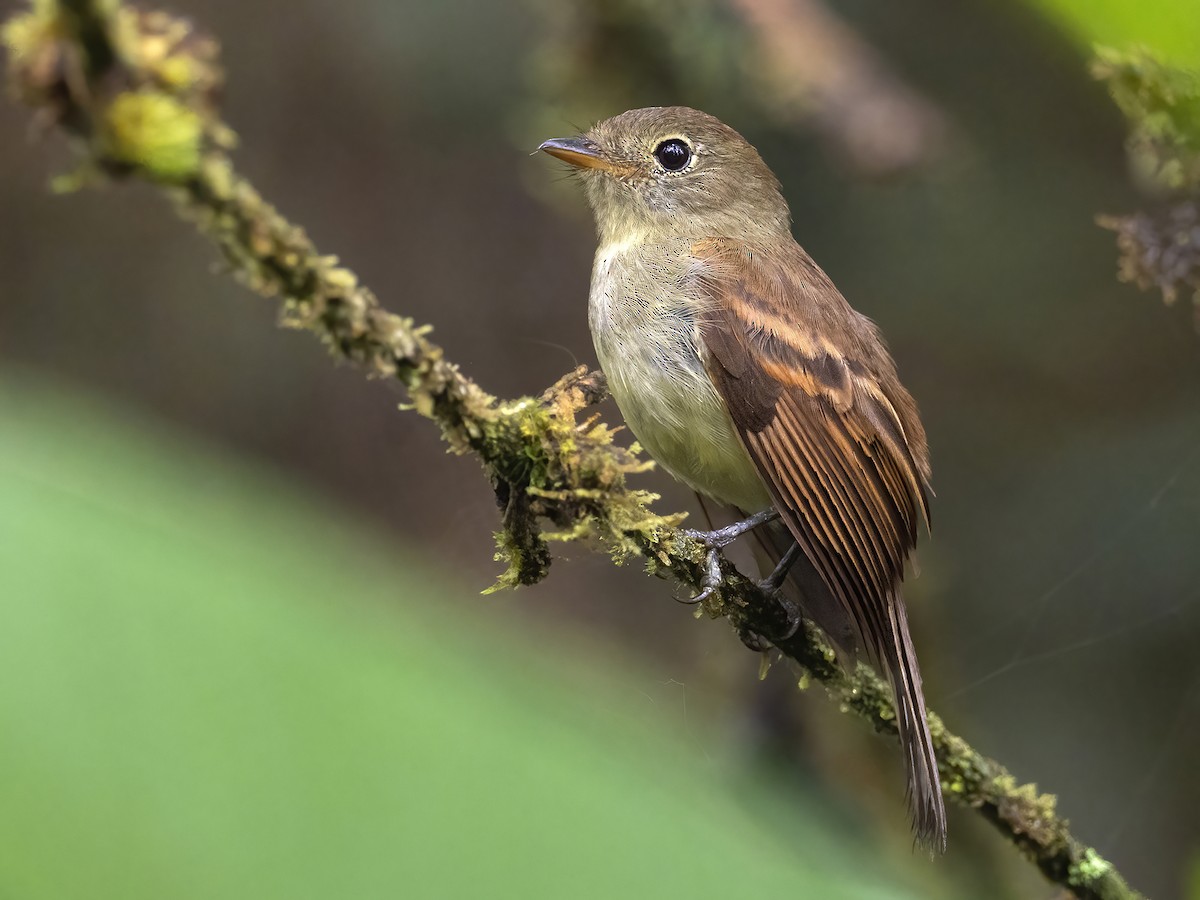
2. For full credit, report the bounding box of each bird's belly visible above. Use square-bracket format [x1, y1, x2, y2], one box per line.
[620, 369, 769, 511]
[590, 291, 770, 512]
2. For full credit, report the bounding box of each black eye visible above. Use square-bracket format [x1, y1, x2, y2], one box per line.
[653, 138, 692, 172]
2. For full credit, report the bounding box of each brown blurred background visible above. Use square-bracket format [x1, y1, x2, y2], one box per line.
[3, 0, 1199, 896]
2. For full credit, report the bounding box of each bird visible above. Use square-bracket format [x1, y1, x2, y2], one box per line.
[539, 106, 946, 849]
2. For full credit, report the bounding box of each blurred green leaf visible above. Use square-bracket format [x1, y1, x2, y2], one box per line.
[1026, 0, 1200, 68]
[0, 373, 924, 900]
[1092, 46, 1200, 191]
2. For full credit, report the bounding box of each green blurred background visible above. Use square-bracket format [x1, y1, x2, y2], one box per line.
[1, 0, 1199, 897]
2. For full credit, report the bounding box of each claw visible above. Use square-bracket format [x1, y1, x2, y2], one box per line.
[741, 591, 802, 645]
[755, 542, 803, 640]
[769, 591, 803, 640]
[681, 548, 724, 605]
[680, 507, 778, 605]
[737, 626, 772, 653]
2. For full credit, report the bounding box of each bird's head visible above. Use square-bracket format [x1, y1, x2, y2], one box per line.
[540, 106, 790, 245]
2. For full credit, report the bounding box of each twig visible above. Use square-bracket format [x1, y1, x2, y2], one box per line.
[1, 3, 1143, 897]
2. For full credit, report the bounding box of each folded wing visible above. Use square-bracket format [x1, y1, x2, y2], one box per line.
[693, 237, 946, 849]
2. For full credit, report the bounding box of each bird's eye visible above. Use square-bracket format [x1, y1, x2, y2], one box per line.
[653, 138, 692, 172]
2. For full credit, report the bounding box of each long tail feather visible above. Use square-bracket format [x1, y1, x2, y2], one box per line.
[751, 517, 946, 849]
[886, 596, 946, 850]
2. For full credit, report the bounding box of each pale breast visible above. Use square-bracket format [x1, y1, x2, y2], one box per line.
[588, 240, 771, 512]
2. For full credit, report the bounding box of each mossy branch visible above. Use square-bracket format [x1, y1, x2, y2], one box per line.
[2, 3, 1143, 898]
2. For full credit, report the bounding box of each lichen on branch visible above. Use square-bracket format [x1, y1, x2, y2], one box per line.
[1, 2, 1145, 898]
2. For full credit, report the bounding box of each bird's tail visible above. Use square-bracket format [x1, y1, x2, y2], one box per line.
[751, 519, 946, 850]
[885, 594, 946, 850]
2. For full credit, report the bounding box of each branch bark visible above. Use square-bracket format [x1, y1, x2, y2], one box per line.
[1, 2, 1143, 898]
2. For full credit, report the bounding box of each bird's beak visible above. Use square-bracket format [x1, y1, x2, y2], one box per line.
[538, 136, 618, 172]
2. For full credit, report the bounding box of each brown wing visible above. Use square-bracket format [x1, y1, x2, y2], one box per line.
[695, 237, 929, 622]
[694, 237, 946, 848]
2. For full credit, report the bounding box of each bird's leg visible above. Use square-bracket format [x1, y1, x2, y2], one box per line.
[680, 507, 780, 605]
[745, 542, 804, 643]
[759, 541, 802, 593]
[681, 506, 779, 549]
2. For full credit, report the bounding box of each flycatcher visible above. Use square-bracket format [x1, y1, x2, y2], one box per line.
[540, 106, 946, 849]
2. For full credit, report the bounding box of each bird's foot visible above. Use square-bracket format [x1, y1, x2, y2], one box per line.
[737, 592, 802, 648]
[680, 547, 725, 606]
[760, 589, 803, 641]
[736, 624, 773, 653]
[751, 542, 803, 641]
[679, 508, 779, 605]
